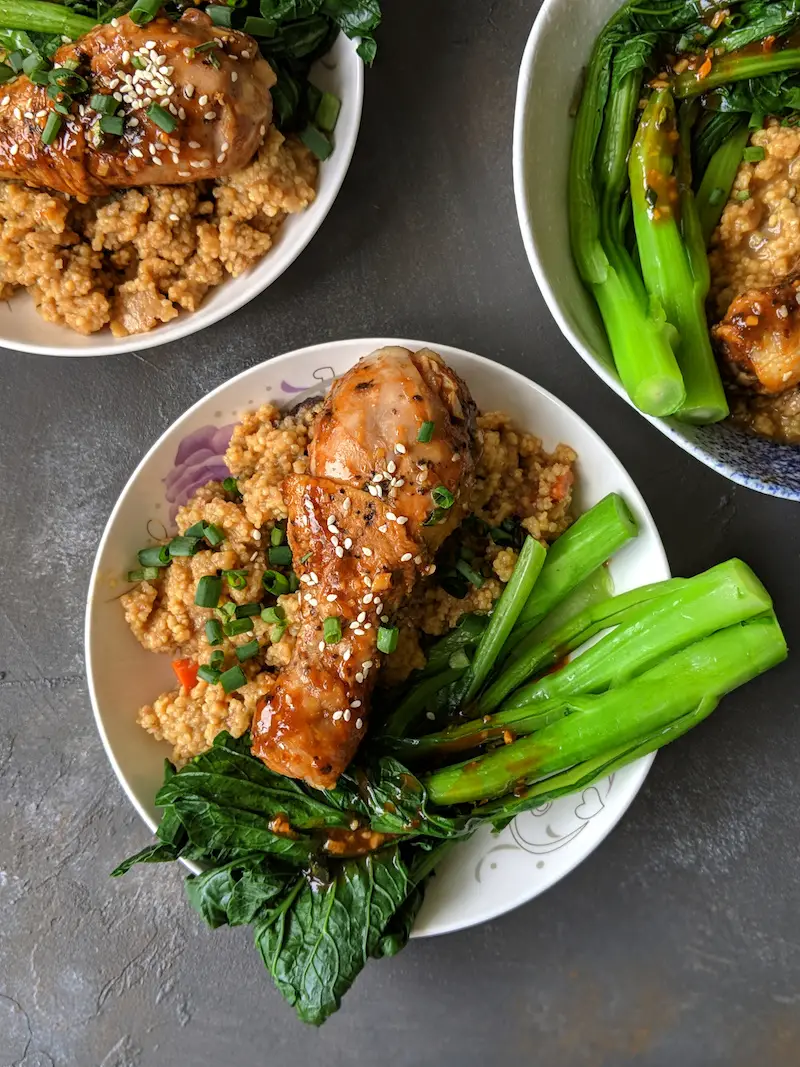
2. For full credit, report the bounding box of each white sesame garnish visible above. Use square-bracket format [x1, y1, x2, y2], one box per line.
[387, 460, 396, 474]
[12, 107, 20, 119]
[363, 623, 372, 630]
[169, 213, 180, 222]
[333, 710, 343, 722]
[331, 537, 339, 547]
[353, 627, 365, 636]
[351, 700, 362, 709]
[356, 718, 363, 730]
[427, 564, 437, 575]
[386, 513, 397, 522]
[217, 154, 226, 164]
[252, 529, 261, 541]
[308, 597, 318, 607]
[426, 711, 435, 721]
[394, 479, 405, 488]
[343, 649, 351, 662]
[372, 472, 382, 482]
[178, 107, 186, 120]
[375, 485, 383, 498]
[185, 84, 195, 98]
[242, 49, 251, 58]
[381, 615, 389, 623]
[128, 117, 139, 128]
[198, 94, 209, 106]
[452, 453, 460, 462]
[344, 709, 351, 722]
[178, 170, 190, 176]
[326, 593, 337, 602]
[310, 572, 319, 584]
[335, 546, 344, 558]
[401, 552, 413, 562]
[204, 112, 217, 121]
[220, 141, 229, 152]
[362, 547, 373, 556]
[363, 592, 373, 604]
[231, 71, 238, 82]
[300, 574, 311, 584]
[259, 124, 266, 137]
[111, 17, 119, 26]
[343, 538, 353, 550]
[169, 103, 178, 116]
[367, 485, 377, 497]
[395, 443, 406, 454]
[318, 641, 325, 652]
[10, 144, 18, 155]
[355, 672, 364, 683]
[0, 96, 8, 106]
[414, 555, 422, 565]
[131, 148, 144, 158]
[145, 38, 156, 47]
[357, 612, 366, 623]
[188, 140, 201, 149]
[396, 516, 409, 525]
[378, 524, 387, 533]
[250, 551, 258, 561]
[122, 50, 130, 63]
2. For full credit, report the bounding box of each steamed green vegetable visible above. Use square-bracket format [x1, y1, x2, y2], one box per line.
[114, 500, 787, 1027]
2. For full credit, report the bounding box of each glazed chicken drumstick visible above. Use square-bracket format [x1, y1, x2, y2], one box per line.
[251, 347, 479, 788]
[0, 10, 274, 199]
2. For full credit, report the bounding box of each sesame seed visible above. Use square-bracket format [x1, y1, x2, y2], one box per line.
[344, 709, 351, 722]
[372, 472, 382, 482]
[10, 144, 18, 155]
[452, 453, 460, 462]
[386, 513, 397, 522]
[145, 39, 156, 48]
[0, 96, 8, 106]
[367, 485, 377, 497]
[364, 623, 372, 630]
[426, 711, 435, 721]
[178, 170, 190, 176]
[343, 538, 353, 550]
[12, 108, 20, 119]
[387, 460, 396, 474]
[331, 537, 339, 548]
[357, 612, 366, 623]
[333, 710, 343, 722]
[395, 443, 406, 454]
[111, 17, 119, 26]
[397, 516, 409, 525]
[178, 107, 186, 120]
[220, 141, 229, 152]
[378, 524, 387, 533]
[375, 485, 383, 498]
[131, 148, 144, 158]
[109, 78, 120, 90]
[171, 154, 180, 164]
[343, 649, 351, 661]
[363, 576, 372, 587]
[242, 49, 251, 58]
[362, 547, 373, 557]
[169, 212, 180, 222]
[188, 140, 201, 149]
[250, 551, 258, 562]
[363, 593, 373, 604]
[351, 700, 361, 708]
[363, 660, 373, 669]
[300, 574, 311, 584]
[128, 117, 139, 128]
[217, 153, 226, 163]
[353, 627, 365, 636]
[343, 498, 351, 513]
[381, 615, 389, 623]
[122, 50, 130, 63]
[318, 641, 325, 652]
[308, 597, 318, 607]
[24, 110, 32, 119]
[355, 671, 364, 683]
[335, 546, 344, 558]
[205, 111, 217, 122]
[310, 572, 319, 584]
[356, 718, 363, 730]
[427, 564, 437, 575]
[35, 109, 46, 119]
[231, 71, 238, 82]
[401, 552, 413, 562]
[169, 103, 178, 115]
[185, 84, 195, 98]
[259, 124, 266, 137]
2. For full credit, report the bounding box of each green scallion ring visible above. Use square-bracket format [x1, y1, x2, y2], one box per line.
[268, 544, 292, 567]
[205, 618, 223, 646]
[219, 664, 246, 694]
[417, 420, 435, 443]
[235, 639, 259, 662]
[138, 544, 170, 567]
[197, 665, 221, 684]
[377, 625, 399, 654]
[323, 617, 342, 643]
[195, 574, 222, 608]
[146, 102, 176, 133]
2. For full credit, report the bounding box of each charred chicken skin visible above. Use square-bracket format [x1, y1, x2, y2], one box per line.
[251, 347, 479, 789]
[0, 10, 274, 199]
[712, 274, 800, 395]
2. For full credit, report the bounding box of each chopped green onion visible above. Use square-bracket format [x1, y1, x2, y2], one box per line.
[432, 485, 454, 509]
[242, 15, 275, 35]
[183, 520, 206, 538]
[197, 665, 221, 685]
[195, 575, 222, 608]
[138, 544, 170, 568]
[90, 93, 118, 115]
[126, 567, 160, 582]
[263, 570, 289, 596]
[203, 522, 224, 546]
[315, 91, 340, 133]
[22, 52, 47, 75]
[270, 621, 287, 643]
[261, 605, 285, 624]
[268, 545, 292, 567]
[236, 639, 259, 662]
[299, 123, 333, 161]
[209, 649, 224, 670]
[192, 40, 219, 53]
[100, 114, 123, 136]
[743, 146, 765, 163]
[30, 69, 51, 86]
[168, 535, 200, 557]
[377, 626, 399, 654]
[41, 111, 63, 145]
[223, 618, 253, 637]
[0, 64, 14, 84]
[734, 190, 751, 201]
[456, 558, 484, 589]
[146, 103, 176, 133]
[215, 601, 236, 620]
[129, 0, 160, 26]
[49, 68, 87, 93]
[299, 552, 312, 564]
[219, 665, 246, 693]
[235, 602, 262, 618]
[323, 617, 342, 643]
[417, 421, 435, 443]
[225, 569, 248, 590]
[52, 100, 70, 115]
[222, 476, 240, 497]
[207, 4, 233, 26]
[131, 55, 146, 70]
[287, 571, 300, 594]
[270, 524, 285, 546]
[205, 618, 223, 645]
[8, 51, 23, 73]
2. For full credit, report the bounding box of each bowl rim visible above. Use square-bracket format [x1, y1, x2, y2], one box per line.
[0, 38, 364, 359]
[85, 335, 669, 934]
[512, 0, 800, 501]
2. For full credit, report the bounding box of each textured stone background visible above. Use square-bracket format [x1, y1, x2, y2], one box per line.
[2, 2, 800, 1065]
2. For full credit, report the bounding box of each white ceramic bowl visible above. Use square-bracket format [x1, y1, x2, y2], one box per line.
[85, 337, 670, 935]
[514, 0, 800, 500]
[0, 36, 362, 357]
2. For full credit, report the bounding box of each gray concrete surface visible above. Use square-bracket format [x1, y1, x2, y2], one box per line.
[2, 2, 800, 1064]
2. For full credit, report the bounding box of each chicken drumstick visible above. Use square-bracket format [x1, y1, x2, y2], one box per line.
[251, 347, 479, 788]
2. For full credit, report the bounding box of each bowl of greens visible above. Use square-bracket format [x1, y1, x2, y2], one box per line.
[514, 0, 800, 499]
[0, 1, 375, 356]
[86, 337, 787, 1024]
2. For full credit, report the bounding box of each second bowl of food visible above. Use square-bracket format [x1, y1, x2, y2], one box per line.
[0, 3, 368, 355]
[515, 0, 800, 499]
[86, 337, 787, 1024]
